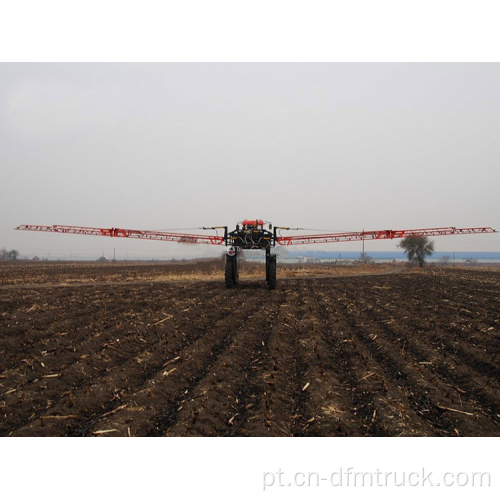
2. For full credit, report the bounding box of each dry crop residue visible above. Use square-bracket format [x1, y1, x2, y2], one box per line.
[0, 262, 499, 436]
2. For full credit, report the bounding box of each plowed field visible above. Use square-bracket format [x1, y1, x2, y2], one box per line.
[1, 261, 499, 436]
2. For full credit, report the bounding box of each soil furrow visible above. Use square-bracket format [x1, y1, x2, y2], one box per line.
[355, 297, 500, 423]
[350, 279, 500, 423]
[312, 279, 437, 436]
[1, 261, 499, 436]
[0, 283, 210, 372]
[163, 293, 286, 436]
[73, 288, 269, 436]
[224, 284, 305, 436]
[335, 286, 499, 436]
[4, 285, 252, 435]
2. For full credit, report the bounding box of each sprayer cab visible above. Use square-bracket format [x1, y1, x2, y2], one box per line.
[227, 220, 274, 251]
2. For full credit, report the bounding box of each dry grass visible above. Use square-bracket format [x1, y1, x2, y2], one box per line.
[1, 259, 498, 287]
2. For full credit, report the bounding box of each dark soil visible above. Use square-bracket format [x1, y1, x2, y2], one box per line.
[1, 262, 499, 436]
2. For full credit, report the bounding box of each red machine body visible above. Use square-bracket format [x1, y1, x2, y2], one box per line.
[241, 219, 264, 228]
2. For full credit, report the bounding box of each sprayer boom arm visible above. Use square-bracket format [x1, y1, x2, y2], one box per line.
[276, 226, 497, 246]
[15, 225, 225, 245]
[15, 223, 497, 248]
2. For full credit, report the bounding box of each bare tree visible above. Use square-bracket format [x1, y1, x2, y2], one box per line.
[359, 251, 372, 264]
[399, 236, 434, 267]
[0, 248, 19, 260]
[441, 255, 452, 265]
[8, 250, 19, 260]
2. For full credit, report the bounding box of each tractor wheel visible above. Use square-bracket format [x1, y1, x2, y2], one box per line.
[268, 258, 276, 290]
[225, 257, 236, 288]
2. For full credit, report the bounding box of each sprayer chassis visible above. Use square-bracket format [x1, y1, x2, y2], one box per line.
[224, 222, 277, 289]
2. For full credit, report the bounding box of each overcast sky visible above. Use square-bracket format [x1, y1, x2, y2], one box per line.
[1, 63, 499, 259]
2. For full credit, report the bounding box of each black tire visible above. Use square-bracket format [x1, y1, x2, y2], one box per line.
[268, 258, 276, 290]
[225, 257, 235, 288]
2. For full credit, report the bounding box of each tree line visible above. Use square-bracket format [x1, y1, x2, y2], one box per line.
[0, 248, 19, 260]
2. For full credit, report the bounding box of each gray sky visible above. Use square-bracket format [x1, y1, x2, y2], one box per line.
[1, 63, 499, 259]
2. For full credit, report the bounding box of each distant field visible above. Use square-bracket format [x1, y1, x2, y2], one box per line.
[1, 261, 499, 436]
